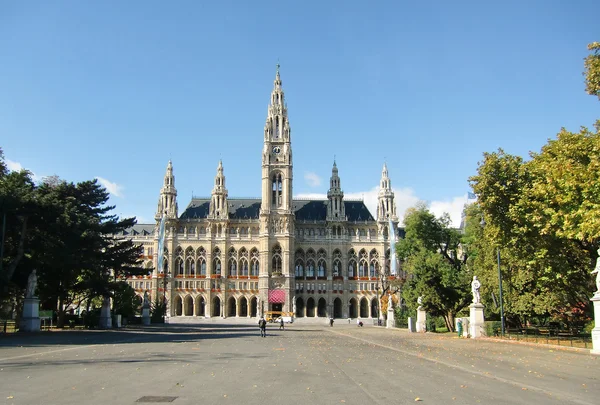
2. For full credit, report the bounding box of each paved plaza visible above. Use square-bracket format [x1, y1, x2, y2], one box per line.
[1, 322, 598, 405]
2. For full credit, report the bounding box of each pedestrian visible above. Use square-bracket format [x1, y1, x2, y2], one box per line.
[259, 316, 267, 337]
[329, 317, 334, 327]
[279, 317, 284, 330]
[357, 318, 363, 327]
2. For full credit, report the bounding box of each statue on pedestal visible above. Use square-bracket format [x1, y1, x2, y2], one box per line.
[592, 248, 600, 294]
[25, 270, 38, 298]
[143, 291, 150, 308]
[471, 276, 481, 304]
[388, 294, 393, 310]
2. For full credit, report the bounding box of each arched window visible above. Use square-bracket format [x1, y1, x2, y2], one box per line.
[272, 244, 282, 274]
[271, 173, 283, 207]
[177, 258, 184, 275]
[306, 260, 316, 278]
[250, 248, 260, 276]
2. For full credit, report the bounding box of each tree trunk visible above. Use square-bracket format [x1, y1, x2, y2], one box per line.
[56, 296, 66, 328]
[444, 311, 455, 332]
[5, 216, 28, 282]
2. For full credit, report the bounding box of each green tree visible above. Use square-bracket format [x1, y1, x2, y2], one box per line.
[584, 42, 600, 99]
[397, 203, 472, 331]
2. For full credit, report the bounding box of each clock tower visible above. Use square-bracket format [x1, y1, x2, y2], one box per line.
[259, 64, 294, 314]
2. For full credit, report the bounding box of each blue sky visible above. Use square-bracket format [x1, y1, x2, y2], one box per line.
[1, 1, 598, 226]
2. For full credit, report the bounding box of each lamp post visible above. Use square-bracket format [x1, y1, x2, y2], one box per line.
[481, 218, 505, 336]
[163, 271, 170, 323]
[496, 248, 505, 336]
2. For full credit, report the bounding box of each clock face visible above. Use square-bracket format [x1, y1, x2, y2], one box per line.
[272, 146, 281, 154]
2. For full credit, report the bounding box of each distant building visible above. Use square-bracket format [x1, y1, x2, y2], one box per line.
[123, 66, 403, 320]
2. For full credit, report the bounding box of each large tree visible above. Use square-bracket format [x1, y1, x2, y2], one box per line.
[584, 42, 600, 99]
[397, 203, 472, 331]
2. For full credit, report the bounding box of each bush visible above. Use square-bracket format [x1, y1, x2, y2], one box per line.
[583, 320, 595, 334]
[151, 299, 166, 323]
[485, 321, 502, 336]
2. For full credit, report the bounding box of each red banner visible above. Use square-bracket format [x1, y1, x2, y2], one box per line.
[268, 289, 286, 303]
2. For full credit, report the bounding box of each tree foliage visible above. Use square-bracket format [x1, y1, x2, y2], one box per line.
[0, 151, 143, 327]
[584, 42, 600, 99]
[397, 203, 472, 331]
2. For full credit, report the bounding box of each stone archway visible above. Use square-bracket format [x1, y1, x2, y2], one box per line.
[240, 297, 248, 317]
[175, 296, 183, 316]
[250, 297, 257, 317]
[371, 298, 378, 318]
[306, 297, 315, 317]
[334, 298, 343, 319]
[296, 297, 305, 317]
[228, 297, 236, 317]
[184, 295, 194, 316]
[317, 298, 327, 317]
[349, 298, 358, 318]
[360, 297, 369, 318]
[196, 296, 206, 317]
[212, 296, 221, 317]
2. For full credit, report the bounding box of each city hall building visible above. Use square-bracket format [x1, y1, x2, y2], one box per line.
[125, 67, 402, 321]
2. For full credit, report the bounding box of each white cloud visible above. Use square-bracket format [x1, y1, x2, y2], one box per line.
[429, 195, 469, 228]
[6, 159, 42, 182]
[96, 177, 124, 198]
[6, 160, 23, 172]
[304, 172, 322, 187]
[296, 186, 468, 228]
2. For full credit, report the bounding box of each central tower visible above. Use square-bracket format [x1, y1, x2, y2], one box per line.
[259, 64, 294, 315]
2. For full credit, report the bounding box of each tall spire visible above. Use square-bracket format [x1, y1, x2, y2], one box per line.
[377, 163, 397, 222]
[209, 160, 229, 220]
[155, 160, 178, 220]
[264, 64, 290, 143]
[327, 160, 345, 221]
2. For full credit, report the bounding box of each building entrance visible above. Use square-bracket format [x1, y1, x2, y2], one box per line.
[271, 303, 282, 312]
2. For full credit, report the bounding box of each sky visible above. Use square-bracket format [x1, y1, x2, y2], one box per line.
[1, 1, 598, 226]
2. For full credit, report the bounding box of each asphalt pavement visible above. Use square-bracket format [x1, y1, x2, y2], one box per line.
[1, 322, 598, 405]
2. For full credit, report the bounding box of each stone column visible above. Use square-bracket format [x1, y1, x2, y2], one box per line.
[416, 306, 426, 332]
[469, 303, 486, 338]
[20, 298, 41, 332]
[591, 294, 600, 355]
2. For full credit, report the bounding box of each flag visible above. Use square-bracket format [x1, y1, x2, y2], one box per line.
[467, 192, 477, 200]
[157, 213, 167, 273]
[389, 218, 397, 276]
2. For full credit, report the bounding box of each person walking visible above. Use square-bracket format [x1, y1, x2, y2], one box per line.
[279, 317, 284, 331]
[329, 317, 334, 327]
[259, 316, 267, 337]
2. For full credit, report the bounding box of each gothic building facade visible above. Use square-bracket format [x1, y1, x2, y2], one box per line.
[125, 67, 402, 320]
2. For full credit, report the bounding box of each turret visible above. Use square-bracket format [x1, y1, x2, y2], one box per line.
[208, 160, 229, 220]
[155, 160, 178, 220]
[327, 160, 345, 221]
[377, 163, 398, 222]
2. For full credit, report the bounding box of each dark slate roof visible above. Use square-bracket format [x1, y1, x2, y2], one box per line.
[180, 198, 375, 222]
[180, 199, 262, 220]
[121, 223, 154, 236]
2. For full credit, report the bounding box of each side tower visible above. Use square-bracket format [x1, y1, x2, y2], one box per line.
[155, 160, 178, 220]
[377, 163, 398, 235]
[208, 160, 229, 221]
[259, 64, 294, 315]
[327, 160, 346, 222]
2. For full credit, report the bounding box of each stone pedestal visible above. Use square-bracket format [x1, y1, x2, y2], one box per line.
[591, 295, 600, 355]
[142, 306, 151, 326]
[99, 298, 112, 329]
[386, 308, 396, 328]
[20, 298, 40, 332]
[469, 303, 485, 338]
[416, 306, 427, 333]
[113, 314, 122, 328]
[408, 317, 416, 332]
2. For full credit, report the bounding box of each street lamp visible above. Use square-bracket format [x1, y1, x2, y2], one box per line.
[480, 218, 505, 336]
[163, 271, 171, 323]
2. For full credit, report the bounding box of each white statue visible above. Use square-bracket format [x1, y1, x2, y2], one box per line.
[471, 276, 481, 304]
[388, 294, 393, 309]
[592, 248, 600, 294]
[417, 296, 423, 306]
[25, 270, 38, 298]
